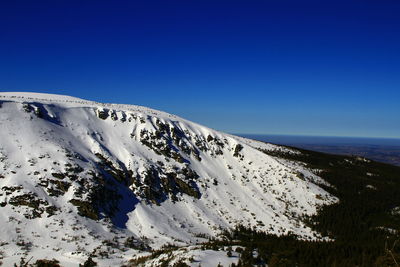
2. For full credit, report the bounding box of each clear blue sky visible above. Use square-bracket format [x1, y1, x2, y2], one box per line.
[1, 0, 399, 138]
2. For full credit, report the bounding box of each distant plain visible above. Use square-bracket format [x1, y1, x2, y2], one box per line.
[240, 134, 400, 167]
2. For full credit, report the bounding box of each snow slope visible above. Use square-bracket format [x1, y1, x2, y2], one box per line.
[0, 92, 336, 266]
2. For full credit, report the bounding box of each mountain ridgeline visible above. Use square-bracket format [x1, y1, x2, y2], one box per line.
[0, 93, 399, 267]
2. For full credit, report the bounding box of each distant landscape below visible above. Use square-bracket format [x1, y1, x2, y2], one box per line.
[239, 134, 400, 167]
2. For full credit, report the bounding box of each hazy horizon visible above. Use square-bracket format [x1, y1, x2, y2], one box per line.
[237, 133, 400, 141]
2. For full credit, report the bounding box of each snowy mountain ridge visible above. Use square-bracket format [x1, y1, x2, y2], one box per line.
[0, 92, 336, 266]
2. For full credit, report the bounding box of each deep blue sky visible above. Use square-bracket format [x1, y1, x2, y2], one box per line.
[1, 0, 399, 138]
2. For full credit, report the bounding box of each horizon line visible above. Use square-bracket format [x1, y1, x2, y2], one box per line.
[234, 133, 400, 140]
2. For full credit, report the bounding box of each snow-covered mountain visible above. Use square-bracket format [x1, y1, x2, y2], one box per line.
[0, 92, 336, 266]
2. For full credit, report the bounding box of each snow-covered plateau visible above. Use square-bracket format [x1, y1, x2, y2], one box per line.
[0, 92, 337, 266]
